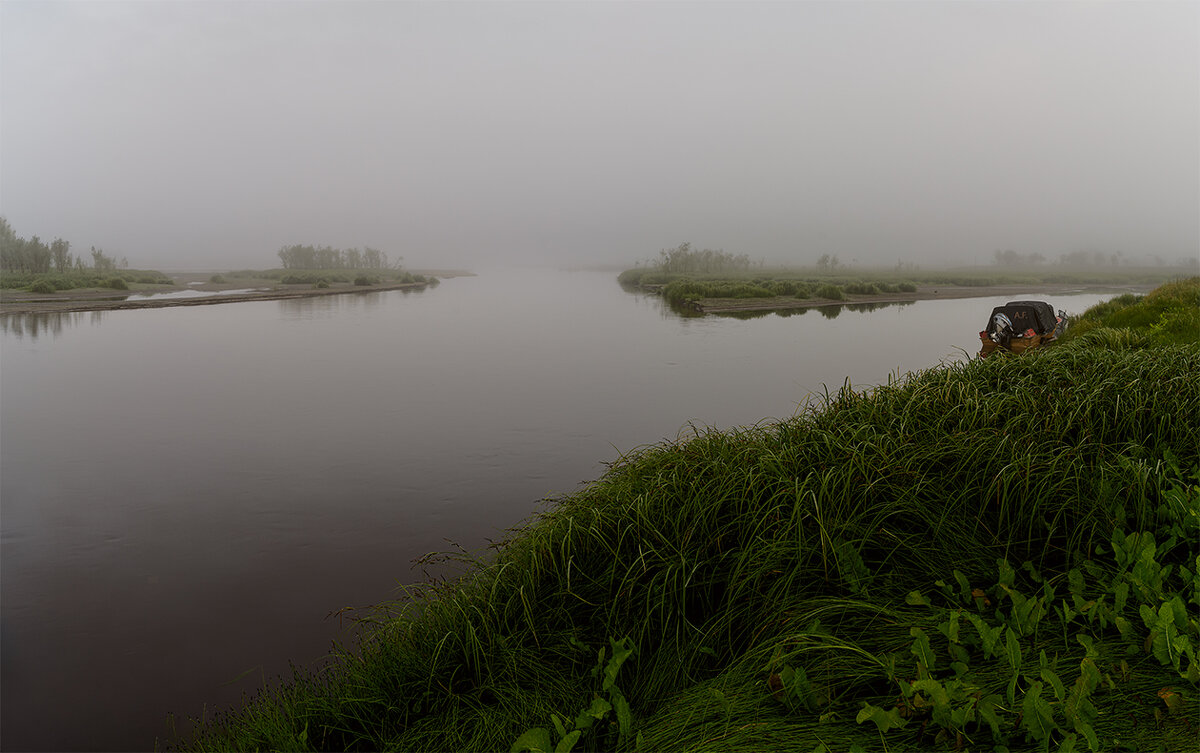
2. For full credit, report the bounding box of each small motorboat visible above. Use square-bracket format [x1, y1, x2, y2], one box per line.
[978, 300, 1068, 357]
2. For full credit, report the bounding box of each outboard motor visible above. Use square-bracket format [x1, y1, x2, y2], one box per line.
[989, 312, 1014, 346]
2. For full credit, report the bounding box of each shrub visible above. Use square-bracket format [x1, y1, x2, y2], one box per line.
[209, 274, 227, 284]
[815, 283, 845, 300]
[617, 268, 646, 286]
[28, 279, 55, 294]
[315, 279, 330, 289]
[354, 275, 379, 286]
[104, 277, 128, 290]
[897, 281, 918, 293]
[844, 281, 880, 295]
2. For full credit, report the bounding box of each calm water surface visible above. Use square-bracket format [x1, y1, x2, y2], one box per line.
[0, 269, 1119, 750]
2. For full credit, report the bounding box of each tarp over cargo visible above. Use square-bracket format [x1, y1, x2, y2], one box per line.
[985, 300, 1060, 336]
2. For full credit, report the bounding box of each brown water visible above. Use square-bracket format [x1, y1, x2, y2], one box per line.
[0, 269, 1116, 750]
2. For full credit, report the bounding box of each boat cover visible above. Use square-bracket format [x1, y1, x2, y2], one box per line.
[984, 301, 1059, 336]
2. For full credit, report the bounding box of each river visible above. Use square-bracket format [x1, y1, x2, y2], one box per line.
[0, 268, 1120, 750]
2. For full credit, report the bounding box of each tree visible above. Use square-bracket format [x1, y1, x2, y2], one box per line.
[91, 246, 116, 272]
[51, 238, 72, 272]
[26, 236, 52, 274]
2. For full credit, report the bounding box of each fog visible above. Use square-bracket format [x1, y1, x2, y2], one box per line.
[1, 1, 1196, 271]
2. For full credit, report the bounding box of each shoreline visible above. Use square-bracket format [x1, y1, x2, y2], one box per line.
[0, 270, 472, 316]
[663, 282, 1156, 314]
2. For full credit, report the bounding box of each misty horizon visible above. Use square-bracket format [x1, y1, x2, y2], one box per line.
[2, 1, 1197, 271]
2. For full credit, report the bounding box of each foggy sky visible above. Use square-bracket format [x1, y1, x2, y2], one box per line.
[1, 1, 1197, 271]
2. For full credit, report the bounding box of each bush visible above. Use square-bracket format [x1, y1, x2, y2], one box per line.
[897, 281, 918, 293]
[315, 279, 330, 289]
[844, 281, 880, 295]
[209, 274, 227, 284]
[104, 277, 128, 290]
[815, 283, 845, 300]
[354, 275, 379, 286]
[28, 279, 55, 294]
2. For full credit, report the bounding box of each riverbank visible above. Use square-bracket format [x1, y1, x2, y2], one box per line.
[618, 263, 1190, 315]
[0, 270, 471, 315]
[671, 282, 1158, 314]
[181, 280, 1200, 752]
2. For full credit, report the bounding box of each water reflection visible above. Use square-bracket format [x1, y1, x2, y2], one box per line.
[0, 310, 105, 340]
[710, 300, 917, 320]
[276, 287, 417, 319]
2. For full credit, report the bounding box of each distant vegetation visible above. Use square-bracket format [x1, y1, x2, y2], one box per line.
[276, 243, 395, 271]
[0, 218, 435, 296]
[182, 280, 1199, 752]
[221, 268, 435, 287]
[618, 243, 1200, 303]
[0, 216, 172, 292]
[652, 242, 752, 274]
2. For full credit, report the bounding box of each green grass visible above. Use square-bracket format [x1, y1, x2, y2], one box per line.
[180, 282, 1200, 753]
[1062, 277, 1200, 348]
[0, 269, 174, 292]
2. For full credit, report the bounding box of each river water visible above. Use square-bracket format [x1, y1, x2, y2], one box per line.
[0, 269, 1119, 750]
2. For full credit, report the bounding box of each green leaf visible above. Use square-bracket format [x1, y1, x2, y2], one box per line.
[1021, 681, 1057, 742]
[1067, 568, 1085, 597]
[1041, 667, 1066, 702]
[1005, 628, 1022, 674]
[574, 696, 611, 729]
[604, 637, 634, 692]
[1113, 581, 1129, 614]
[953, 570, 972, 599]
[613, 691, 633, 745]
[1076, 634, 1096, 657]
[551, 714, 569, 740]
[1076, 718, 1099, 752]
[911, 678, 950, 709]
[856, 702, 907, 733]
[998, 558, 1016, 587]
[585, 696, 612, 720]
[1139, 603, 1158, 630]
[910, 627, 937, 676]
[510, 728, 553, 753]
[978, 694, 1004, 740]
[906, 590, 930, 607]
[937, 610, 961, 644]
[969, 615, 1004, 658]
[554, 731, 581, 753]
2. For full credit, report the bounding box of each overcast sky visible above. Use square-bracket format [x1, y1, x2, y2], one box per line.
[1, 1, 1196, 270]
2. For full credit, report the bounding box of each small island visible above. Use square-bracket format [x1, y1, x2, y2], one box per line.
[619, 243, 1194, 315]
[0, 219, 466, 315]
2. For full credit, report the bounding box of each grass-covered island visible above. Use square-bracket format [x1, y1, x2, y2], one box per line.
[618, 244, 1198, 315]
[181, 280, 1199, 752]
[0, 221, 460, 315]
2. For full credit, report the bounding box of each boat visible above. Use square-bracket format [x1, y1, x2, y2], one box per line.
[978, 300, 1068, 357]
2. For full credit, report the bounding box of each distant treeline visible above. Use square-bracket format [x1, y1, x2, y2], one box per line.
[0, 216, 124, 275]
[276, 244, 395, 271]
[654, 242, 752, 274]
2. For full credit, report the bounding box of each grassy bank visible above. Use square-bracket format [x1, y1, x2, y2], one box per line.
[0, 268, 174, 293]
[618, 265, 1198, 310]
[181, 282, 1199, 752]
[220, 268, 437, 287]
